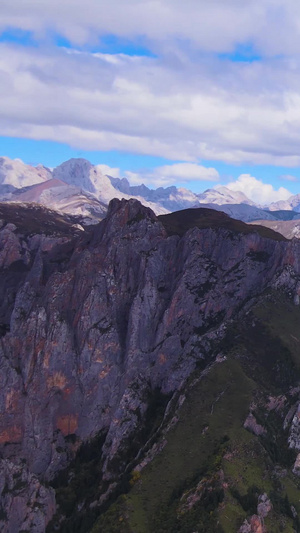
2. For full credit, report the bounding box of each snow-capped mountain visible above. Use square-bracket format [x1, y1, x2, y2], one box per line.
[52, 158, 203, 213]
[109, 176, 201, 211]
[269, 194, 300, 213]
[2, 156, 300, 228]
[52, 158, 169, 215]
[0, 156, 51, 191]
[52, 158, 98, 195]
[11, 178, 108, 222]
[197, 186, 256, 206]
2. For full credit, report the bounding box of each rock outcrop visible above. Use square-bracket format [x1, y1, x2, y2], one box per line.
[0, 459, 55, 533]
[1, 199, 300, 530]
[239, 493, 272, 533]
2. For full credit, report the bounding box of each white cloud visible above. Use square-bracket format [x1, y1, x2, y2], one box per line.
[124, 163, 219, 188]
[2, 42, 300, 167]
[155, 163, 219, 181]
[96, 164, 120, 178]
[3, 2, 300, 170]
[281, 174, 299, 182]
[125, 170, 174, 188]
[224, 174, 291, 205]
[1, 0, 300, 57]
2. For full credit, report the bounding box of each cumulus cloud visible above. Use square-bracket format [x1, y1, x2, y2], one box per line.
[224, 174, 291, 205]
[96, 164, 120, 178]
[154, 163, 219, 182]
[121, 163, 219, 188]
[2, 4, 300, 168]
[2, 42, 300, 167]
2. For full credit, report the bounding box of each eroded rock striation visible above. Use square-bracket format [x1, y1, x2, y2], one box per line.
[1, 199, 300, 530]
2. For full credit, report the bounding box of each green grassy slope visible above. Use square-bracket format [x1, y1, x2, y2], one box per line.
[92, 291, 300, 533]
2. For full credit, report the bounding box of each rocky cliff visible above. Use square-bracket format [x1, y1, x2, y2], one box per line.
[1, 199, 300, 532]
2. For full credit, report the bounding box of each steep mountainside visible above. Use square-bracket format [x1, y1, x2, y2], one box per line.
[1, 200, 300, 532]
[11, 179, 108, 223]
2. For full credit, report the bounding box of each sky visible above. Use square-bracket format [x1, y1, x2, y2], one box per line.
[1, 1, 300, 204]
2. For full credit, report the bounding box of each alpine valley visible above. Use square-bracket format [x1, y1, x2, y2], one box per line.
[2, 157, 300, 532]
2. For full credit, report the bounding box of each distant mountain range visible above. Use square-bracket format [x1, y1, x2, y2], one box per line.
[2, 156, 300, 232]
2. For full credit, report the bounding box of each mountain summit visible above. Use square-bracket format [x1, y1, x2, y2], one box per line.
[0, 156, 51, 192]
[198, 185, 255, 206]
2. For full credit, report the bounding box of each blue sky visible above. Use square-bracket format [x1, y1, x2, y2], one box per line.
[1, 1, 300, 203]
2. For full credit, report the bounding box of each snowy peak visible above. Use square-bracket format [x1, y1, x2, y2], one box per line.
[4, 156, 300, 228]
[0, 156, 51, 189]
[269, 194, 300, 213]
[52, 159, 168, 215]
[11, 178, 107, 221]
[198, 186, 255, 206]
[107, 178, 201, 211]
[108, 176, 131, 194]
[52, 158, 97, 193]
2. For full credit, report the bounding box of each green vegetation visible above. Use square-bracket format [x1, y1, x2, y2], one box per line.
[51, 289, 300, 532]
[254, 290, 300, 372]
[91, 290, 300, 532]
[92, 357, 256, 532]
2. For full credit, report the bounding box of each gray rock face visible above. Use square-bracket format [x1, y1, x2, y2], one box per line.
[288, 404, 300, 451]
[239, 493, 271, 533]
[1, 198, 300, 529]
[0, 459, 55, 533]
[257, 493, 272, 518]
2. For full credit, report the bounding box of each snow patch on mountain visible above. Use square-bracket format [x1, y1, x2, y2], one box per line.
[197, 186, 255, 206]
[108, 176, 201, 211]
[0, 156, 51, 189]
[11, 178, 108, 221]
[49, 159, 169, 215]
[269, 194, 300, 213]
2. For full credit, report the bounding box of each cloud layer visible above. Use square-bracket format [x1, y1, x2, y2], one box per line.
[1, 2, 300, 173]
[2, 0, 300, 56]
[2, 42, 300, 167]
[123, 163, 219, 188]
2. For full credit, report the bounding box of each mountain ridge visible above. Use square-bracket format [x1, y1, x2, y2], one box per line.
[1, 198, 300, 531]
[3, 156, 300, 228]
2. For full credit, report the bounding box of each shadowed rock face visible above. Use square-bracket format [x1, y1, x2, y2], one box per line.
[1, 199, 300, 530]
